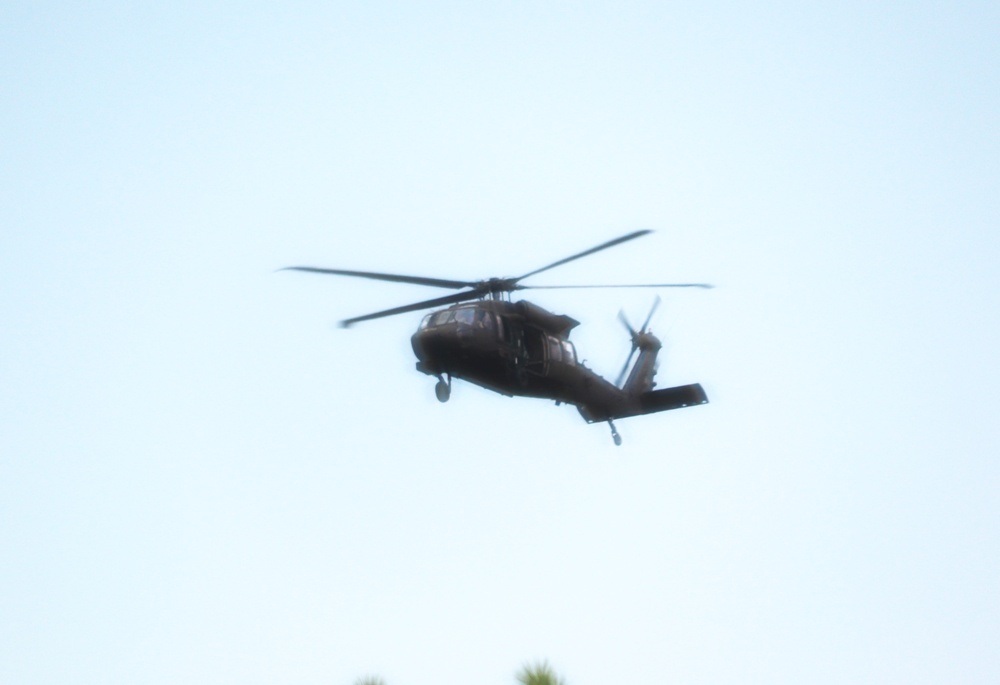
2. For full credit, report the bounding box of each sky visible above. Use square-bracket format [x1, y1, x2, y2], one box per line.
[2, 1, 999, 684]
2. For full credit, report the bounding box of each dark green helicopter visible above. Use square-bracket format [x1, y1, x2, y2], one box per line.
[283, 230, 710, 445]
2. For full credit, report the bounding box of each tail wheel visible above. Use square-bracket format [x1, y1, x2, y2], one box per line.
[608, 420, 623, 446]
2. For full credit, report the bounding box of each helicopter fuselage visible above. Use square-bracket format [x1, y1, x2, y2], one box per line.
[410, 299, 706, 423]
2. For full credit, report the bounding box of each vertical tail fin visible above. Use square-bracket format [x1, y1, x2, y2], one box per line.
[623, 332, 661, 395]
[616, 297, 662, 394]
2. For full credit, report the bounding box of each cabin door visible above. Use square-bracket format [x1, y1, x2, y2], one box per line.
[522, 326, 548, 375]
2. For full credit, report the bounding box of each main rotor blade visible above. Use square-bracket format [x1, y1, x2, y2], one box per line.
[519, 283, 713, 290]
[281, 266, 475, 290]
[516, 229, 653, 281]
[339, 287, 488, 327]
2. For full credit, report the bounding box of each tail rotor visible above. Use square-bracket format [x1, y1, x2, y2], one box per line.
[614, 296, 661, 388]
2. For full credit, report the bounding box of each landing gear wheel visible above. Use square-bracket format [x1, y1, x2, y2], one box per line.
[608, 420, 622, 446]
[435, 377, 451, 403]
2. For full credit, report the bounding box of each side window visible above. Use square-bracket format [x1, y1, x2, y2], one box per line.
[547, 336, 562, 362]
[561, 341, 576, 364]
[475, 310, 494, 329]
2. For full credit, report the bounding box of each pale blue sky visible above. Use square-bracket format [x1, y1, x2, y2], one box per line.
[2, 2, 999, 684]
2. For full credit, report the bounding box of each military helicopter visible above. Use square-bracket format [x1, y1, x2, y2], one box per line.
[283, 230, 710, 445]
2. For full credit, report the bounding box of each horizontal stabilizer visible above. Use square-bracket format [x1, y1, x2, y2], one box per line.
[639, 383, 709, 414]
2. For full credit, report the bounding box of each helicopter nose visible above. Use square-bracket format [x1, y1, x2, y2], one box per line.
[411, 325, 459, 363]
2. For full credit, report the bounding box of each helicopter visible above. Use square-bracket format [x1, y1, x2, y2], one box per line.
[283, 229, 710, 445]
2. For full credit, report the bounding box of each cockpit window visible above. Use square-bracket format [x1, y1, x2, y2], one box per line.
[429, 311, 453, 326]
[425, 307, 492, 328]
[454, 308, 476, 325]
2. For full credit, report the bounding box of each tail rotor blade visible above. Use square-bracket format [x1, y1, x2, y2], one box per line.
[615, 346, 638, 388]
[616, 308, 640, 388]
[640, 296, 661, 333]
[618, 309, 638, 338]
